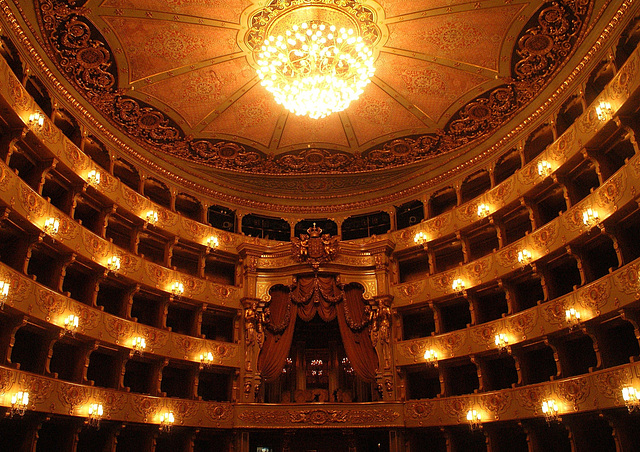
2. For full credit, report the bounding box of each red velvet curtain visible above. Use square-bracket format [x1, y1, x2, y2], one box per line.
[337, 286, 378, 382]
[293, 276, 339, 322]
[257, 287, 297, 381]
[258, 276, 378, 382]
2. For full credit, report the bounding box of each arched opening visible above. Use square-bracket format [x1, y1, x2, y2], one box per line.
[143, 177, 171, 208]
[259, 278, 377, 403]
[113, 158, 141, 191]
[175, 193, 203, 221]
[494, 148, 521, 184]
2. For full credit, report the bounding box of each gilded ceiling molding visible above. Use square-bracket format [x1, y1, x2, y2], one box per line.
[33, 0, 592, 174]
[3, 0, 633, 213]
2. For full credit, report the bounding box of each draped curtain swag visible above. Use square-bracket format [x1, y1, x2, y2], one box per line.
[257, 275, 378, 382]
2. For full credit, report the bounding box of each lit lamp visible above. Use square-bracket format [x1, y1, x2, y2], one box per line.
[87, 403, 104, 428]
[537, 160, 553, 177]
[63, 314, 79, 335]
[466, 409, 481, 430]
[256, 22, 375, 119]
[595, 101, 612, 121]
[106, 256, 121, 272]
[28, 112, 44, 129]
[477, 204, 490, 218]
[43, 217, 60, 235]
[200, 352, 214, 367]
[341, 357, 353, 375]
[0, 279, 9, 309]
[452, 278, 465, 293]
[582, 208, 599, 227]
[565, 307, 581, 329]
[541, 399, 559, 423]
[171, 281, 184, 297]
[146, 210, 158, 225]
[518, 249, 532, 265]
[424, 349, 438, 368]
[10, 391, 29, 418]
[206, 236, 219, 249]
[159, 411, 175, 432]
[87, 170, 101, 185]
[622, 386, 640, 412]
[131, 336, 146, 354]
[414, 231, 428, 246]
[495, 333, 509, 353]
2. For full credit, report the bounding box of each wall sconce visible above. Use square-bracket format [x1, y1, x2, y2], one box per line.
[622, 386, 640, 412]
[146, 210, 158, 225]
[517, 249, 532, 265]
[477, 204, 490, 218]
[87, 170, 101, 185]
[537, 160, 553, 177]
[63, 314, 79, 335]
[87, 403, 104, 428]
[28, 112, 44, 129]
[414, 231, 428, 246]
[0, 280, 9, 309]
[200, 352, 214, 367]
[159, 411, 175, 432]
[131, 336, 146, 354]
[10, 391, 29, 418]
[171, 281, 184, 296]
[206, 235, 219, 249]
[424, 349, 438, 368]
[582, 208, 599, 227]
[541, 399, 559, 423]
[43, 217, 60, 235]
[596, 101, 612, 121]
[495, 333, 509, 353]
[106, 255, 121, 272]
[466, 409, 481, 430]
[452, 278, 465, 293]
[565, 307, 581, 329]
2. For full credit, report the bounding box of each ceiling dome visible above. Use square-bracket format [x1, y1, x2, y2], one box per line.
[26, 0, 603, 209]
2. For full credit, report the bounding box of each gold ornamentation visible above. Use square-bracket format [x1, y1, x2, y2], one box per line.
[34, 0, 592, 174]
[291, 223, 339, 270]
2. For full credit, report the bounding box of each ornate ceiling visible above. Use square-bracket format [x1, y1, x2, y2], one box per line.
[9, 0, 615, 208]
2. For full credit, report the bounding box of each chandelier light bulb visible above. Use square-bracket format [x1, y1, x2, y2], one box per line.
[256, 20, 375, 119]
[622, 386, 640, 412]
[582, 208, 599, 226]
[146, 210, 159, 225]
[28, 112, 44, 129]
[541, 399, 559, 422]
[414, 231, 428, 245]
[107, 255, 121, 272]
[595, 101, 612, 121]
[44, 217, 60, 235]
[518, 249, 532, 265]
[10, 391, 29, 417]
[537, 160, 553, 177]
[466, 409, 481, 430]
[132, 336, 146, 353]
[424, 349, 438, 367]
[452, 278, 465, 292]
[206, 235, 219, 249]
[200, 352, 214, 366]
[87, 170, 101, 185]
[0, 280, 9, 308]
[64, 314, 79, 334]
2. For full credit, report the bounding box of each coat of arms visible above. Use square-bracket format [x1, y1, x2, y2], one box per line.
[291, 223, 339, 269]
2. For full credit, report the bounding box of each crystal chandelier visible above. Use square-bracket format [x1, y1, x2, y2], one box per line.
[256, 21, 375, 119]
